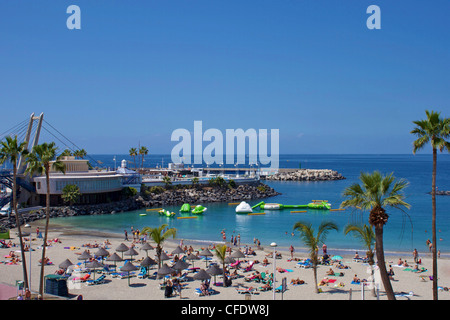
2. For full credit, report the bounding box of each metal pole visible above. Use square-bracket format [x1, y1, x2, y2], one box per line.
[361, 282, 365, 300]
[270, 242, 277, 300]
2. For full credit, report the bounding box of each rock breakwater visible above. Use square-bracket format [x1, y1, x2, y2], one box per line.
[261, 169, 345, 181]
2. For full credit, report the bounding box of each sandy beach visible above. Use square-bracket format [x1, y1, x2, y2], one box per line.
[1, 221, 449, 301]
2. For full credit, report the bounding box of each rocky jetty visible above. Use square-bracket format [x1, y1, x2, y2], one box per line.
[261, 169, 345, 181]
[428, 190, 450, 196]
[0, 182, 280, 229]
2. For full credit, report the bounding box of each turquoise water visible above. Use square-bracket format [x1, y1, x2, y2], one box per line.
[52, 154, 450, 255]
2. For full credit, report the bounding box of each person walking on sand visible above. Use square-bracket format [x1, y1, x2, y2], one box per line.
[124, 230, 128, 241]
[290, 245, 295, 259]
[413, 248, 419, 264]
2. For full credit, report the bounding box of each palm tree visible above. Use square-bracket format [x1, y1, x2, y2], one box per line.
[141, 224, 177, 268]
[61, 184, 81, 206]
[25, 142, 65, 298]
[344, 223, 376, 296]
[139, 146, 149, 169]
[0, 136, 30, 290]
[341, 171, 410, 300]
[129, 148, 138, 170]
[60, 149, 72, 157]
[214, 244, 228, 287]
[411, 110, 450, 300]
[293, 221, 338, 294]
[162, 175, 172, 188]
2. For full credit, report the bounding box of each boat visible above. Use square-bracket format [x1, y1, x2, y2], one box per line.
[235, 201, 253, 214]
[191, 205, 207, 214]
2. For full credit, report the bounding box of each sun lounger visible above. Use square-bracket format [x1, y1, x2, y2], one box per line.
[72, 273, 91, 283]
[275, 285, 286, 292]
[177, 273, 188, 282]
[138, 267, 148, 279]
[194, 288, 216, 296]
[236, 287, 259, 295]
[296, 260, 312, 269]
[117, 272, 136, 279]
[86, 275, 106, 285]
[394, 291, 414, 298]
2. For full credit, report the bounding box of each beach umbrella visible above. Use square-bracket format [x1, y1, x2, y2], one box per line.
[172, 259, 189, 272]
[157, 263, 175, 282]
[124, 247, 139, 261]
[116, 243, 129, 259]
[140, 256, 157, 277]
[141, 256, 157, 267]
[199, 248, 213, 257]
[230, 250, 245, 259]
[157, 251, 170, 263]
[140, 243, 154, 257]
[224, 256, 236, 264]
[206, 264, 223, 283]
[106, 252, 123, 269]
[171, 246, 185, 255]
[58, 259, 73, 270]
[186, 253, 200, 268]
[86, 260, 104, 280]
[199, 248, 213, 268]
[95, 247, 110, 264]
[331, 255, 343, 261]
[121, 261, 139, 286]
[78, 251, 92, 265]
[193, 269, 211, 281]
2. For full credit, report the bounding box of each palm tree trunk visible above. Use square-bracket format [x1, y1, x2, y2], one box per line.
[313, 264, 319, 293]
[374, 224, 395, 300]
[39, 169, 51, 298]
[156, 245, 162, 269]
[432, 147, 438, 300]
[12, 162, 29, 290]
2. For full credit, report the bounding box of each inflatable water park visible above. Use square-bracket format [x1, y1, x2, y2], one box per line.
[235, 200, 332, 214]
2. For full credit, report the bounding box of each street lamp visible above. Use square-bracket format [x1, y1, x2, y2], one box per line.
[270, 242, 277, 300]
[24, 224, 32, 291]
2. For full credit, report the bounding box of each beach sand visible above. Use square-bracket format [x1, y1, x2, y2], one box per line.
[1, 221, 449, 301]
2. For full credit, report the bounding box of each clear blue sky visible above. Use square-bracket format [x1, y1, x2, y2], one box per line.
[1, 0, 449, 154]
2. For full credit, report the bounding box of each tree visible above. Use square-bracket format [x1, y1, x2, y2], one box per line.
[293, 220, 338, 294]
[60, 149, 72, 157]
[129, 148, 138, 170]
[191, 177, 199, 188]
[141, 224, 177, 268]
[25, 142, 65, 298]
[162, 175, 172, 188]
[341, 171, 410, 300]
[214, 244, 228, 287]
[411, 110, 450, 300]
[73, 149, 87, 159]
[139, 146, 149, 169]
[0, 136, 30, 290]
[61, 184, 81, 206]
[344, 223, 376, 296]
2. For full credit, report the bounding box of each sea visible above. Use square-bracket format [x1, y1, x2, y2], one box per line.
[51, 154, 450, 256]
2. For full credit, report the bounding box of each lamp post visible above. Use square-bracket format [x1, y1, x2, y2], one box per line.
[270, 242, 277, 300]
[24, 224, 32, 291]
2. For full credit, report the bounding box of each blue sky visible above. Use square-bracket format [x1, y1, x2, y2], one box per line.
[1, 0, 449, 154]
